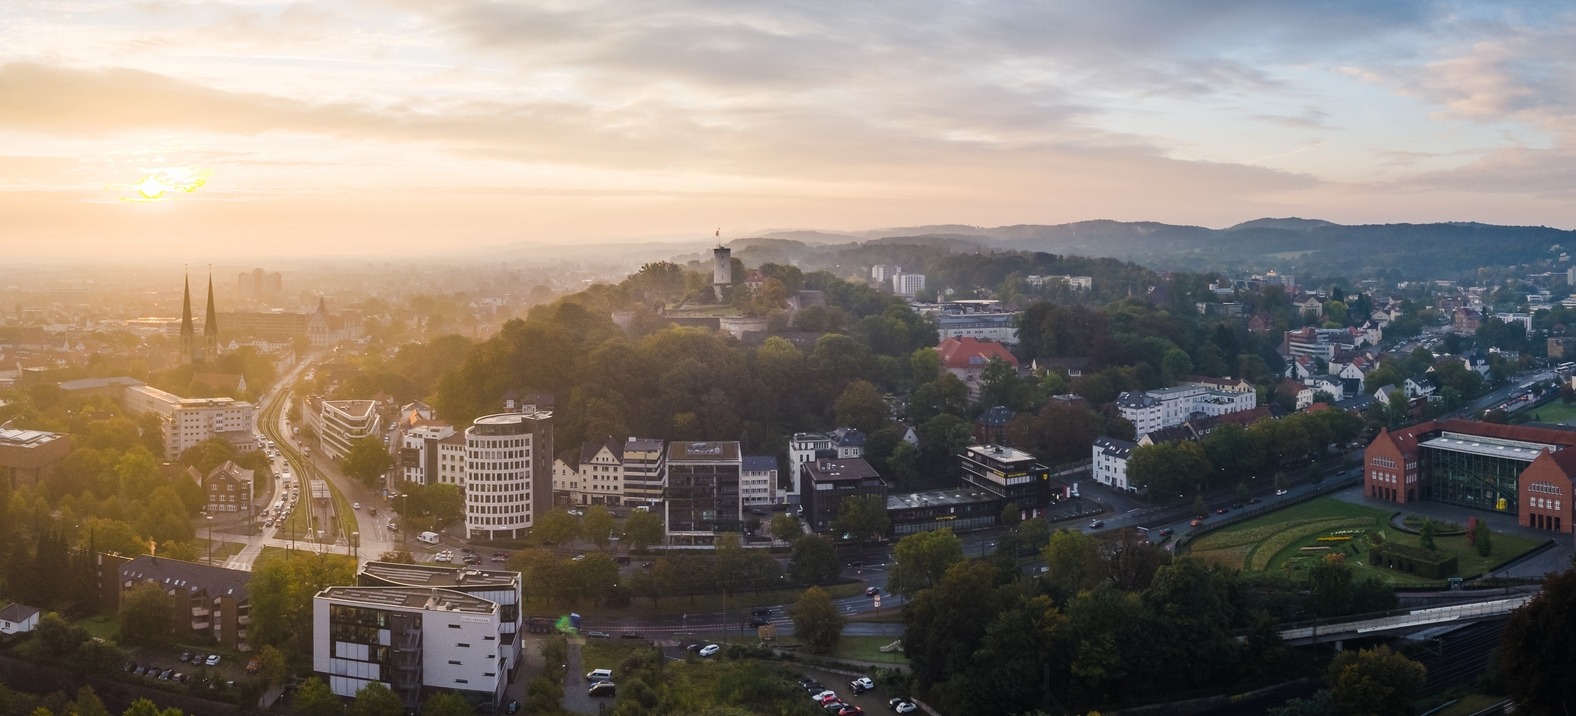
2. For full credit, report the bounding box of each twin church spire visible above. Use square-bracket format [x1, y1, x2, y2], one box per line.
[179, 269, 219, 365]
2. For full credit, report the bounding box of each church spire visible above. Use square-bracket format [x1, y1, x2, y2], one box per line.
[180, 270, 198, 364]
[203, 271, 218, 363]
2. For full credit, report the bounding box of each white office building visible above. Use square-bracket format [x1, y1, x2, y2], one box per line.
[313, 586, 505, 712]
[892, 271, 926, 296]
[311, 398, 383, 462]
[356, 561, 523, 676]
[400, 422, 459, 486]
[1115, 383, 1257, 437]
[122, 385, 255, 460]
[741, 456, 778, 507]
[464, 412, 552, 540]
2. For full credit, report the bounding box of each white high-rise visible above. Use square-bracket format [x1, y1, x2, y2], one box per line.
[464, 411, 552, 540]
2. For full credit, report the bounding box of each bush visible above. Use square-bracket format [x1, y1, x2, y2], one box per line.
[1370, 542, 1458, 579]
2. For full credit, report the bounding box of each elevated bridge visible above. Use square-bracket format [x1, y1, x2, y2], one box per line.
[1278, 595, 1532, 647]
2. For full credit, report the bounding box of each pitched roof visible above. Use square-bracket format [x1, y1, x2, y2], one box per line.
[0, 603, 39, 623]
[580, 440, 626, 463]
[742, 455, 778, 472]
[827, 427, 867, 447]
[975, 406, 1014, 427]
[936, 337, 1018, 370]
[119, 555, 251, 601]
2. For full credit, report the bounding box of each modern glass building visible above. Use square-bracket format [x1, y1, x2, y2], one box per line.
[1416, 431, 1555, 515]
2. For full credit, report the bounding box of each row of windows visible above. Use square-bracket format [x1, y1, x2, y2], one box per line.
[1370, 456, 1399, 469]
[1530, 497, 1564, 511]
[1530, 481, 1564, 495]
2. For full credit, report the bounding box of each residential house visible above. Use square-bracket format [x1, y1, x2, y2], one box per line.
[936, 337, 1019, 395]
[100, 554, 251, 649]
[0, 603, 40, 634]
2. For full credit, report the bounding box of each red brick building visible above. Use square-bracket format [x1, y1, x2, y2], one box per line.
[1364, 419, 1576, 533]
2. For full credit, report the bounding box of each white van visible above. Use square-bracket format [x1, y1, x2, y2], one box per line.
[416, 531, 441, 545]
[586, 669, 613, 682]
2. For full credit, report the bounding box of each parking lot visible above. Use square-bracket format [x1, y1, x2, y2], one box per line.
[120, 646, 244, 696]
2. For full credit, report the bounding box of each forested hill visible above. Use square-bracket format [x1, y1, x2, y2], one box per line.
[752, 219, 1576, 279]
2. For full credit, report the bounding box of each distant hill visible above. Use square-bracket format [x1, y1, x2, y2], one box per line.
[1224, 217, 1339, 232]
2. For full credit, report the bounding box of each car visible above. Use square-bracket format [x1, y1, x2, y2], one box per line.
[491, 554, 507, 563]
[620, 632, 644, 640]
[461, 547, 477, 554]
[888, 697, 911, 710]
[838, 707, 865, 716]
[749, 616, 769, 627]
[864, 587, 880, 597]
[588, 681, 617, 697]
[849, 677, 875, 693]
[894, 703, 918, 714]
[505, 701, 520, 715]
[173, 672, 185, 684]
[698, 644, 721, 657]
[205, 654, 221, 667]
[159, 668, 174, 681]
[353, 502, 361, 510]
[1231, 502, 1246, 510]
[1275, 489, 1289, 496]
[1158, 528, 1173, 537]
[802, 681, 824, 693]
[586, 630, 611, 639]
[685, 643, 702, 653]
[1214, 507, 1229, 514]
[133, 665, 148, 676]
[124, 662, 137, 673]
[571, 554, 586, 562]
[751, 607, 772, 616]
[434, 551, 453, 563]
[822, 702, 849, 714]
[1089, 519, 1105, 528]
[368, 507, 378, 516]
[245, 657, 261, 673]
[641, 561, 654, 568]
[1189, 518, 1203, 527]
[818, 693, 843, 706]
[179, 651, 192, 663]
[462, 555, 480, 565]
[586, 668, 613, 682]
[1248, 497, 1262, 504]
[847, 560, 865, 567]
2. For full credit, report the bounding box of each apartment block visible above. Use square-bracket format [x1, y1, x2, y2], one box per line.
[357, 561, 524, 676]
[665, 441, 742, 545]
[464, 412, 552, 540]
[308, 397, 382, 462]
[123, 385, 256, 460]
[99, 554, 252, 650]
[314, 586, 505, 712]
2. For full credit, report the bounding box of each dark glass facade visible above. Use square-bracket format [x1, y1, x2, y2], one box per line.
[1418, 446, 1525, 515]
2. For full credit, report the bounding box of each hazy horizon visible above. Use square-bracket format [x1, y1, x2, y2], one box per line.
[5, 1, 1576, 260]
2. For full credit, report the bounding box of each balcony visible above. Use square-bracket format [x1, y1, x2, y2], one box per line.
[191, 607, 211, 618]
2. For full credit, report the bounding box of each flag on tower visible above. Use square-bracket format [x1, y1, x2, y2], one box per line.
[715, 228, 720, 237]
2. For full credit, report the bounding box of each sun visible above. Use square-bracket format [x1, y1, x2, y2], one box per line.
[136, 176, 168, 199]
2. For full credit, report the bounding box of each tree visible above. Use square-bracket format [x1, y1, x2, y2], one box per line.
[888, 528, 963, 595]
[292, 676, 342, 716]
[770, 513, 802, 543]
[258, 645, 289, 687]
[118, 582, 174, 646]
[420, 693, 474, 716]
[1474, 519, 1493, 557]
[1127, 441, 1212, 497]
[902, 561, 1003, 689]
[1326, 646, 1425, 716]
[1499, 569, 1576, 712]
[832, 494, 890, 541]
[122, 699, 183, 716]
[1042, 529, 1103, 601]
[533, 508, 582, 546]
[339, 436, 393, 487]
[350, 680, 404, 716]
[425, 484, 464, 527]
[789, 534, 840, 585]
[1419, 520, 1436, 550]
[34, 613, 91, 661]
[791, 586, 847, 653]
[1000, 502, 1021, 527]
[834, 380, 889, 434]
[624, 509, 664, 550]
[583, 505, 616, 549]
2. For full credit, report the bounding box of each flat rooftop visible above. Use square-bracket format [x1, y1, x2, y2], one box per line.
[887, 487, 997, 511]
[668, 441, 741, 462]
[1420, 431, 1558, 462]
[0, 428, 64, 447]
[359, 562, 518, 589]
[318, 586, 498, 615]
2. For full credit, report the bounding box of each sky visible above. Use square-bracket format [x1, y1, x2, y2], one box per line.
[3, 0, 1576, 259]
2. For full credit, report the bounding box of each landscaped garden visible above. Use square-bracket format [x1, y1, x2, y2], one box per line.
[1187, 498, 1546, 586]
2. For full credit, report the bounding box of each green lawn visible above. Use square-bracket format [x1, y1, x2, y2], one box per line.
[1189, 498, 1546, 585]
[76, 613, 119, 641]
[826, 636, 907, 665]
[1524, 401, 1576, 424]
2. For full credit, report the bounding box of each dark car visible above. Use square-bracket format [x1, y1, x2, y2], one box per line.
[179, 651, 192, 663]
[749, 616, 770, 627]
[506, 700, 520, 714]
[751, 607, 772, 616]
[1248, 497, 1262, 504]
[1214, 507, 1229, 514]
[1088, 519, 1105, 529]
[1158, 528, 1174, 537]
[621, 632, 644, 640]
[589, 682, 616, 697]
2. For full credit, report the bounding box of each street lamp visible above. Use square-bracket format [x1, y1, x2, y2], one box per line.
[205, 514, 214, 565]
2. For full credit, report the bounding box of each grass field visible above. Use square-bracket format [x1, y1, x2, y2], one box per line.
[1523, 401, 1576, 424]
[826, 636, 907, 665]
[1189, 498, 1545, 585]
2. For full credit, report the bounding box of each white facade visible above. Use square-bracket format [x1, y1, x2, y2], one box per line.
[578, 443, 627, 506]
[122, 385, 255, 460]
[464, 412, 552, 540]
[0, 604, 39, 634]
[936, 312, 1020, 345]
[621, 438, 666, 505]
[785, 433, 833, 505]
[1116, 382, 1258, 437]
[1091, 437, 1136, 492]
[1026, 275, 1092, 290]
[313, 399, 382, 462]
[891, 271, 926, 296]
[400, 422, 458, 486]
[313, 586, 505, 711]
[741, 456, 778, 506]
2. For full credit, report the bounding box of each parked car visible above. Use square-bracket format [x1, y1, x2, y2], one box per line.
[1248, 497, 1262, 504]
[179, 652, 192, 663]
[749, 616, 770, 627]
[353, 502, 361, 510]
[698, 644, 721, 657]
[588, 682, 616, 697]
[246, 657, 261, 674]
[849, 677, 875, 693]
[586, 669, 613, 682]
[205, 654, 221, 667]
[838, 707, 865, 716]
[894, 703, 918, 714]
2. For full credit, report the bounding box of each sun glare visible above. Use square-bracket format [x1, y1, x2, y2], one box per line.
[115, 168, 210, 203]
